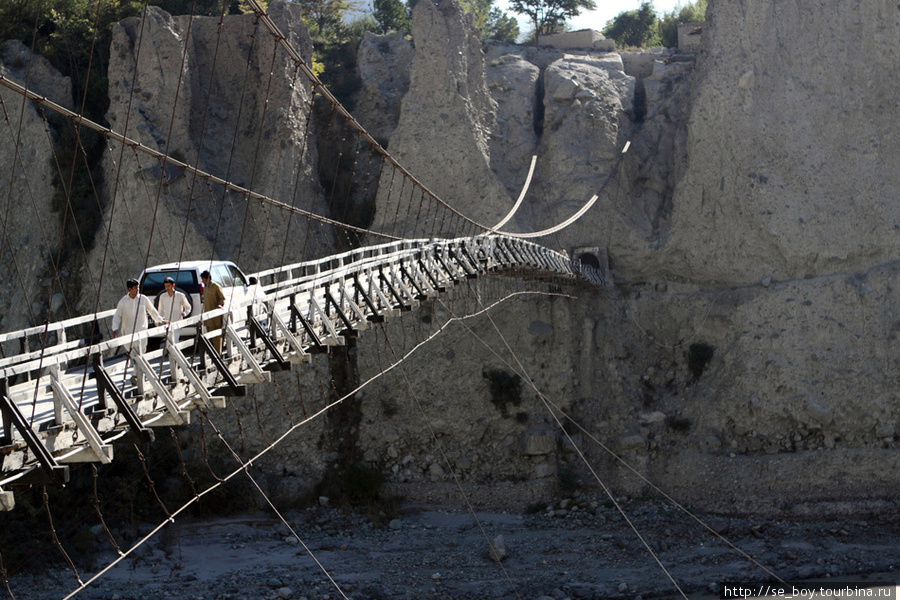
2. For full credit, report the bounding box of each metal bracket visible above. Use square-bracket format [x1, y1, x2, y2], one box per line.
[91, 356, 154, 444]
[309, 297, 345, 345]
[49, 368, 113, 463]
[0, 380, 69, 486]
[387, 265, 420, 307]
[270, 308, 311, 363]
[336, 279, 370, 330]
[166, 340, 220, 409]
[367, 271, 400, 319]
[130, 353, 187, 424]
[290, 300, 327, 352]
[435, 251, 463, 284]
[247, 313, 290, 371]
[324, 290, 355, 334]
[0, 385, 10, 447]
[450, 247, 478, 278]
[224, 323, 270, 383]
[379, 268, 414, 311]
[418, 257, 446, 293]
[200, 328, 253, 390]
[352, 273, 385, 323]
[399, 262, 429, 300]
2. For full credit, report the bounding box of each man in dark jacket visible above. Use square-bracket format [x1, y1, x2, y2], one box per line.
[201, 270, 226, 353]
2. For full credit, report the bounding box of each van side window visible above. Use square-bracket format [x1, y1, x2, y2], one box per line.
[213, 264, 234, 287]
[229, 265, 248, 286]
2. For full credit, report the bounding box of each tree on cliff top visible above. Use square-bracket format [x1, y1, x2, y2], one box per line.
[658, 0, 706, 47]
[602, 1, 659, 48]
[373, 0, 410, 32]
[458, 0, 520, 43]
[508, 0, 595, 44]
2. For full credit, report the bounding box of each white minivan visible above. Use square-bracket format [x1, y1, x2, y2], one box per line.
[139, 260, 263, 340]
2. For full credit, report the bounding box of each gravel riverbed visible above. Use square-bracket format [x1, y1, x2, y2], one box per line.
[7, 495, 899, 600]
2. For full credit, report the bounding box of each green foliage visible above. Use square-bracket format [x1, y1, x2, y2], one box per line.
[150, 0, 232, 15]
[346, 14, 381, 37]
[459, 0, 492, 32]
[455, 0, 519, 42]
[373, 0, 410, 33]
[486, 7, 520, 43]
[313, 24, 369, 101]
[508, 0, 596, 44]
[295, 0, 363, 41]
[658, 0, 706, 48]
[601, 0, 659, 48]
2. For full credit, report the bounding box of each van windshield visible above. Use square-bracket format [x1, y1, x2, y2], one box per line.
[141, 270, 201, 295]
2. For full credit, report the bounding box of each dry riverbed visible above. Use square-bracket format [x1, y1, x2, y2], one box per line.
[8, 495, 899, 600]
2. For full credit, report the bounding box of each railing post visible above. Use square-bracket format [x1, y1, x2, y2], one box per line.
[0, 379, 10, 446]
[92, 353, 107, 411]
[0, 379, 69, 486]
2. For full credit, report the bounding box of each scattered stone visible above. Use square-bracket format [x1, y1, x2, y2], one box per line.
[489, 534, 509, 562]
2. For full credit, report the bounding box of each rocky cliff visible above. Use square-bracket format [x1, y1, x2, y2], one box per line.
[347, 0, 900, 516]
[2, 0, 899, 517]
[0, 41, 70, 332]
[85, 3, 331, 311]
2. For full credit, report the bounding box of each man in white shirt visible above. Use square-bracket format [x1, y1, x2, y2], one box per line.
[157, 276, 191, 380]
[112, 279, 162, 396]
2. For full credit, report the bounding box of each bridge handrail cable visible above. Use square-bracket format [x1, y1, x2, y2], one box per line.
[244, 0, 495, 236]
[0, 75, 402, 242]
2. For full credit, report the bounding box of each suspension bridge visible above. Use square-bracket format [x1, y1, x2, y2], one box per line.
[0, 234, 601, 512]
[0, 3, 861, 600]
[0, 0, 680, 597]
[0, 1, 612, 514]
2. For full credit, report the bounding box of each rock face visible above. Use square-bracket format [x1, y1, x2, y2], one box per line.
[0, 41, 70, 331]
[85, 3, 330, 310]
[355, 31, 413, 146]
[652, 1, 900, 285]
[349, 0, 900, 517]
[372, 0, 510, 236]
[2, 0, 899, 519]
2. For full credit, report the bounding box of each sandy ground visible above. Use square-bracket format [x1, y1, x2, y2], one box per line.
[6, 495, 900, 600]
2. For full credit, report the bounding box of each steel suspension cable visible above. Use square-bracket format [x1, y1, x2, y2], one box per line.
[497, 141, 629, 239]
[243, 0, 495, 235]
[57, 289, 541, 598]
[378, 325, 524, 600]
[441, 291, 784, 586]
[175, 0, 233, 280]
[450, 293, 690, 598]
[0, 75, 402, 242]
[234, 35, 282, 271]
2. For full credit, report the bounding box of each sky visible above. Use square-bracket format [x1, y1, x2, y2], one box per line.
[496, 0, 688, 36]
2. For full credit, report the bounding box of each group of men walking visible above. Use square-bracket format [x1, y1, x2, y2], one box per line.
[110, 271, 226, 396]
